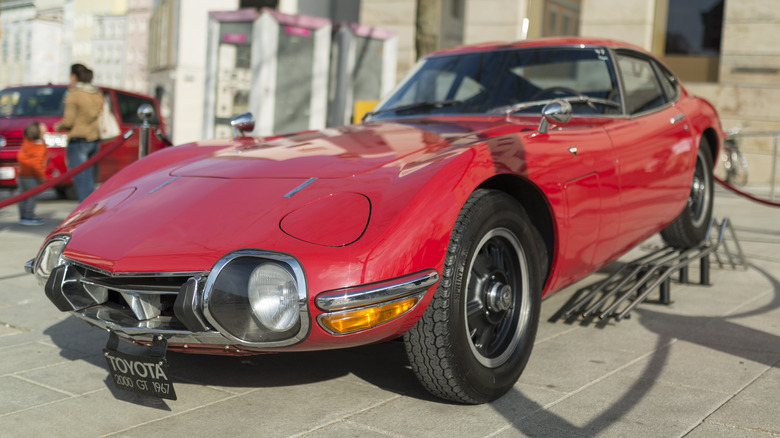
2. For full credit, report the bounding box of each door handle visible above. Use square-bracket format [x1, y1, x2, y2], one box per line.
[670, 113, 685, 124]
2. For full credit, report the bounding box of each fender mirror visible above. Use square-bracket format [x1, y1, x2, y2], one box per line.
[538, 99, 572, 134]
[230, 112, 256, 137]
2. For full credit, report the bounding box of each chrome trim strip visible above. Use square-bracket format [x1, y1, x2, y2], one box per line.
[315, 269, 439, 311]
[284, 177, 317, 198]
[201, 249, 310, 348]
[64, 258, 208, 279]
[148, 175, 180, 194]
[72, 307, 230, 345]
[80, 279, 181, 295]
[25, 258, 34, 274]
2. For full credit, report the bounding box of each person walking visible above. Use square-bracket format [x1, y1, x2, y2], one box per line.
[17, 121, 49, 226]
[54, 63, 103, 202]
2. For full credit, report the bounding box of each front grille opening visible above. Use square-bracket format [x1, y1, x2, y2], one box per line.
[104, 290, 178, 318]
[76, 264, 202, 322]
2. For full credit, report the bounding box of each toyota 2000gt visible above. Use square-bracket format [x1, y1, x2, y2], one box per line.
[29, 37, 722, 403]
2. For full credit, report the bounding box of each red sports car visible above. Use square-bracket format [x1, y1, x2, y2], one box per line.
[29, 37, 722, 403]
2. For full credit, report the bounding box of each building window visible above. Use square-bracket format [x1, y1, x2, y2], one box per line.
[542, 0, 580, 37]
[657, 0, 723, 82]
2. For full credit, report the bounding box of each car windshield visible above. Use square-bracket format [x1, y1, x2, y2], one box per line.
[0, 87, 67, 117]
[368, 47, 622, 120]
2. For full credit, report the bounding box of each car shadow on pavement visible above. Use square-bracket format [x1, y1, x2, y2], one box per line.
[488, 262, 780, 436]
[44, 316, 436, 409]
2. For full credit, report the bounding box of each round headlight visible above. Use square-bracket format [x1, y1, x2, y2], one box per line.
[205, 252, 308, 346]
[248, 263, 299, 332]
[34, 235, 70, 286]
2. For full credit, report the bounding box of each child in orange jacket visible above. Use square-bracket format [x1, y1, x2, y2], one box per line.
[16, 121, 49, 226]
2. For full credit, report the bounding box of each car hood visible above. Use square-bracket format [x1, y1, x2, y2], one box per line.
[59, 117, 510, 272]
[171, 118, 500, 179]
[0, 115, 60, 132]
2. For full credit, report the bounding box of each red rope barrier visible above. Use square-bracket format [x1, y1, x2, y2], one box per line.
[0, 129, 135, 210]
[715, 175, 780, 207]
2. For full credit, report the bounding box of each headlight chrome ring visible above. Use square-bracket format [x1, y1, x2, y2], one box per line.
[202, 250, 309, 348]
[33, 234, 71, 287]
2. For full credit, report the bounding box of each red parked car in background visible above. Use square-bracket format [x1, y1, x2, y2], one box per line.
[0, 85, 167, 198]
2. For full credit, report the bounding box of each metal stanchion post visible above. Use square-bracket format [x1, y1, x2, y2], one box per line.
[138, 104, 154, 159]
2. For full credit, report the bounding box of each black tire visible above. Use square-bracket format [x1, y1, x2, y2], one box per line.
[661, 140, 714, 248]
[404, 189, 546, 404]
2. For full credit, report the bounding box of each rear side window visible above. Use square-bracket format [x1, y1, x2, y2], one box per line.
[616, 54, 668, 115]
[656, 63, 681, 101]
[115, 92, 159, 125]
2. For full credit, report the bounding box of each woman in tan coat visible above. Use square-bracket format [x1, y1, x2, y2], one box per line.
[54, 63, 103, 202]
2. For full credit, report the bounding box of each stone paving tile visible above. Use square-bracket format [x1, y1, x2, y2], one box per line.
[0, 330, 45, 349]
[524, 374, 730, 438]
[492, 422, 592, 438]
[0, 300, 69, 334]
[346, 383, 565, 438]
[0, 341, 87, 376]
[617, 340, 777, 394]
[536, 316, 668, 356]
[299, 420, 400, 438]
[0, 375, 70, 416]
[686, 422, 779, 438]
[0, 323, 23, 338]
[519, 338, 647, 394]
[99, 379, 399, 438]
[37, 316, 114, 357]
[18, 352, 113, 396]
[705, 367, 780, 436]
[0, 380, 235, 437]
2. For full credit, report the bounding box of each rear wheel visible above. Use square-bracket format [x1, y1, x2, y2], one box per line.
[404, 189, 546, 404]
[661, 140, 714, 248]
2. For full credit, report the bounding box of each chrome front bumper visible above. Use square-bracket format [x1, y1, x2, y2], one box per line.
[41, 258, 439, 349]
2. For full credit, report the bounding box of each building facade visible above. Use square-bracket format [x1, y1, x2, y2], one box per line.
[93, 14, 126, 89]
[0, 0, 64, 86]
[1, 0, 778, 183]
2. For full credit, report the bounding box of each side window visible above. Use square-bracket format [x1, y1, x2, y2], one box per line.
[115, 92, 160, 125]
[616, 54, 668, 115]
[656, 63, 681, 102]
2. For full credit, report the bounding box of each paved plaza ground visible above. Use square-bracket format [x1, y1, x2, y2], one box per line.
[0, 186, 778, 437]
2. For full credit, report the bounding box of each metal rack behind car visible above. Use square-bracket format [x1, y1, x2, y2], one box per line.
[562, 218, 745, 321]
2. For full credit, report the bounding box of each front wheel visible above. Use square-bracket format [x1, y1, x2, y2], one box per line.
[404, 189, 546, 404]
[661, 140, 714, 248]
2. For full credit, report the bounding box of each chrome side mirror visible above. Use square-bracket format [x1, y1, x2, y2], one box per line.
[230, 112, 255, 137]
[538, 100, 572, 134]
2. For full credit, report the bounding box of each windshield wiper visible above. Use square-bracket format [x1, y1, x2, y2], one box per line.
[491, 95, 621, 116]
[363, 99, 463, 120]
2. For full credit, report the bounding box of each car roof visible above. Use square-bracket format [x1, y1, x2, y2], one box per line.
[428, 36, 648, 57]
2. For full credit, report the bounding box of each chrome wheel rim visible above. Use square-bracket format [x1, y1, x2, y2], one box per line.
[463, 228, 530, 368]
[689, 149, 712, 228]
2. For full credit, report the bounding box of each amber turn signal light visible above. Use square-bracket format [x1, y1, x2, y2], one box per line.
[319, 295, 420, 335]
